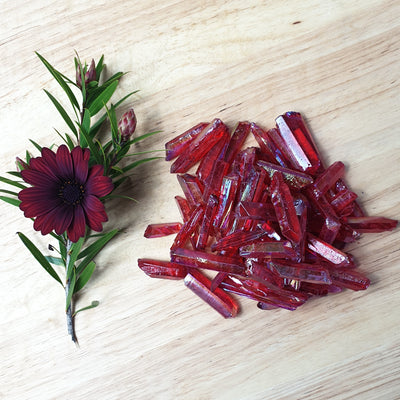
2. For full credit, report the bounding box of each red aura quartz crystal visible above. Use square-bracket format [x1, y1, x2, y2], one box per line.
[170, 119, 229, 173]
[141, 111, 397, 318]
[223, 121, 252, 165]
[311, 161, 345, 199]
[268, 261, 332, 285]
[184, 270, 239, 318]
[343, 216, 398, 233]
[239, 241, 297, 259]
[165, 122, 209, 161]
[138, 259, 187, 279]
[177, 173, 205, 208]
[257, 159, 314, 189]
[277, 112, 323, 176]
[171, 247, 247, 276]
[144, 222, 183, 238]
[270, 172, 302, 243]
[196, 195, 219, 250]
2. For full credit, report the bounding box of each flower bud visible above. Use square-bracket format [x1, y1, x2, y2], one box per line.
[118, 108, 137, 143]
[76, 59, 96, 89]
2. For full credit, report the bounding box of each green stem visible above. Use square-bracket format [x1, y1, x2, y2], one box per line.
[65, 239, 77, 343]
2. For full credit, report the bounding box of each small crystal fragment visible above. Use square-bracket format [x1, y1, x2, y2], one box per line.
[311, 161, 345, 199]
[270, 172, 302, 243]
[184, 270, 239, 317]
[328, 268, 370, 291]
[165, 122, 209, 161]
[144, 222, 183, 238]
[138, 259, 187, 280]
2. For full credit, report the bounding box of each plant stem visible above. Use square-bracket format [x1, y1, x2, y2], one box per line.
[65, 239, 77, 343]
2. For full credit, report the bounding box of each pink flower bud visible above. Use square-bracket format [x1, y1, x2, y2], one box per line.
[76, 59, 96, 89]
[118, 109, 137, 142]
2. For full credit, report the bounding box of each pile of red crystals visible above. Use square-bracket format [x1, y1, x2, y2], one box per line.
[138, 112, 397, 317]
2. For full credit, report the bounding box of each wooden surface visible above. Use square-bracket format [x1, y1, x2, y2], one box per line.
[1, 1, 400, 399]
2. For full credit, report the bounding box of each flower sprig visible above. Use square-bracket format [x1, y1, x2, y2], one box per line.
[0, 53, 160, 343]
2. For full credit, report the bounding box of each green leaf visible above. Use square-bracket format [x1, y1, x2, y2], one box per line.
[95, 55, 105, 81]
[45, 256, 65, 266]
[0, 188, 19, 196]
[0, 196, 21, 207]
[79, 108, 91, 148]
[73, 300, 99, 317]
[28, 139, 43, 153]
[74, 261, 96, 293]
[54, 129, 75, 150]
[43, 90, 78, 137]
[66, 270, 76, 311]
[67, 237, 84, 280]
[102, 194, 138, 203]
[111, 176, 128, 190]
[121, 157, 161, 174]
[6, 171, 22, 178]
[129, 130, 161, 144]
[17, 232, 63, 285]
[104, 104, 120, 145]
[36, 52, 80, 110]
[79, 122, 102, 164]
[76, 229, 119, 275]
[0, 176, 26, 190]
[87, 80, 119, 117]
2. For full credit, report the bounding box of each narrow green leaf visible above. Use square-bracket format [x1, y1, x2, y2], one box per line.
[79, 108, 91, 148]
[66, 270, 76, 311]
[104, 104, 120, 144]
[121, 157, 161, 173]
[73, 300, 99, 317]
[129, 130, 161, 145]
[76, 229, 119, 275]
[95, 55, 105, 81]
[6, 171, 22, 178]
[0, 189, 19, 196]
[54, 129, 75, 150]
[43, 90, 78, 137]
[74, 261, 96, 293]
[102, 194, 138, 203]
[26, 150, 32, 163]
[0, 176, 26, 190]
[123, 149, 165, 157]
[28, 139, 42, 153]
[17, 232, 63, 285]
[67, 237, 84, 279]
[45, 256, 65, 266]
[0, 196, 21, 207]
[36, 52, 80, 109]
[88, 80, 119, 116]
[111, 166, 124, 174]
[112, 176, 128, 190]
[79, 124, 102, 164]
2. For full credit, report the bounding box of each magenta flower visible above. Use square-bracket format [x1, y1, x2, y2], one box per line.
[18, 145, 113, 242]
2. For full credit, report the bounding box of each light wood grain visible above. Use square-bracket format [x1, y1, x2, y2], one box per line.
[1, 1, 400, 399]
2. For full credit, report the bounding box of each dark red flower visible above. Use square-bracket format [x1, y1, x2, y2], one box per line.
[18, 145, 113, 242]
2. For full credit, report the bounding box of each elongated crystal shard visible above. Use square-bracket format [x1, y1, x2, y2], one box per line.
[196, 195, 219, 250]
[307, 233, 354, 267]
[213, 174, 240, 233]
[170, 119, 229, 173]
[236, 201, 276, 221]
[328, 268, 370, 291]
[171, 205, 204, 250]
[175, 196, 192, 222]
[257, 159, 314, 189]
[330, 190, 358, 215]
[211, 227, 267, 252]
[268, 261, 332, 284]
[184, 270, 239, 317]
[203, 159, 230, 201]
[171, 247, 247, 275]
[270, 172, 302, 243]
[138, 259, 187, 280]
[144, 222, 183, 238]
[277, 112, 322, 175]
[343, 216, 398, 233]
[177, 173, 205, 208]
[239, 241, 297, 259]
[250, 123, 279, 164]
[223, 121, 251, 164]
[165, 122, 209, 161]
[312, 161, 345, 198]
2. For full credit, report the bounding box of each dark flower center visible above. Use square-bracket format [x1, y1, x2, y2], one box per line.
[59, 180, 85, 205]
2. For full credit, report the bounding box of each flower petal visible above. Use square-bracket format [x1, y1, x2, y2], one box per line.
[82, 195, 108, 232]
[29, 155, 59, 182]
[56, 144, 73, 178]
[21, 169, 57, 187]
[71, 146, 90, 183]
[53, 204, 74, 235]
[67, 205, 86, 242]
[33, 208, 59, 235]
[87, 164, 104, 179]
[86, 175, 114, 197]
